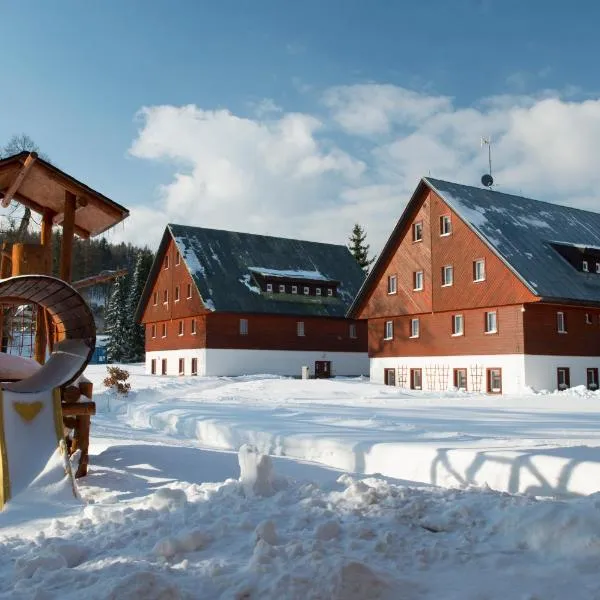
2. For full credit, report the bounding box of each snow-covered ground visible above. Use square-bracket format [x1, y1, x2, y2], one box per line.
[2, 366, 600, 599]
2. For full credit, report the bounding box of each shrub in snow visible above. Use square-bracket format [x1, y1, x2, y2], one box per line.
[238, 444, 275, 497]
[103, 366, 131, 396]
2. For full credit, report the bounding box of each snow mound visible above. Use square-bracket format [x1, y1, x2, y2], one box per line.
[239, 444, 276, 497]
[107, 571, 182, 600]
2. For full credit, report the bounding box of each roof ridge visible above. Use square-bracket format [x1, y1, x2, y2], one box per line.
[167, 223, 349, 249]
[423, 176, 600, 218]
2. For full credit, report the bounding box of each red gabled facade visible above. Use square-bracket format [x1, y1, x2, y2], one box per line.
[138, 230, 368, 377]
[350, 180, 600, 392]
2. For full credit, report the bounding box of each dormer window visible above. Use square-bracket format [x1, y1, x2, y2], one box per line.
[583, 260, 589, 272]
[440, 215, 452, 236]
[266, 283, 273, 293]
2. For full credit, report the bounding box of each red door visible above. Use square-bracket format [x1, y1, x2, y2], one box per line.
[315, 361, 331, 378]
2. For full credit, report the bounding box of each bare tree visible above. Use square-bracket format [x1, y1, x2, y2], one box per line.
[0, 134, 50, 239]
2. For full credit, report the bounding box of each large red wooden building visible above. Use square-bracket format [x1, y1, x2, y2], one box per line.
[349, 178, 600, 393]
[136, 225, 368, 377]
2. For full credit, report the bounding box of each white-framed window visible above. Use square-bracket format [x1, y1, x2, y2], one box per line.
[557, 311, 567, 333]
[349, 323, 357, 339]
[596, 262, 600, 274]
[586, 313, 593, 325]
[279, 284, 286, 293]
[178, 358, 184, 375]
[162, 323, 167, 338]
[413, 270, 424, 291]
[153, 292, 158, 306]
[297, 321, 305, 337]
[384, 320, 393, 340]
[292, 285, 298, 294]
[163, 289, 168, 304]
[175, 252, 180, 266]
[191, 319, 197, 335]
[485, 311, 497, 333]
[440, 215, 452, 236]
[387, 275, 397, 294]
[410, 318, 420, 338]
[442, 265, 453, 287]
[175, 285, 180, 302]
[151, 324, 156, 338]
[583, 260, 589, 272]
[316, 287, 322, 296]
[191, 358, 198, 376]
[187, 283, 192, 299]
[473, 259, 486, 282]
[452, 314, 464, 336]
[327, 288, 333, 297]
[178, 320, 184, 336]
[412, 221, 423, 242]
[240, 318, 248, 335]
[303, 286, 309, 295]
[164, 255, 169, 269]
[266, 283, 273, 293]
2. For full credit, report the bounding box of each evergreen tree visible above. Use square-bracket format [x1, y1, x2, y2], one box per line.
[105, 276, 129, 363]
[348, 224, 375, 271]
[124, 250, 153, 362]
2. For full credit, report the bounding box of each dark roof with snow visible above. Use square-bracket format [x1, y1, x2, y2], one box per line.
[349, 177, 600, 316]
[138, 224, 366, 320]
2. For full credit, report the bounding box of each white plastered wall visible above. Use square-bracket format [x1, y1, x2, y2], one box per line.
[146, 349, 207, 377]
[371, 354, 526, 394]
[146, 349, 368, 378]
[523, 355, 600, 392]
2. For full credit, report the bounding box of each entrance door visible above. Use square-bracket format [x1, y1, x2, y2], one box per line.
[587, 368, 599, 390]
[486, 368, 502, 394]
[557, 367, 570, 390]
[384, 368, 396, 386]
[315, 361, 331, 379]
[454, 368, 467, 390]
[410, 368, 422, 390]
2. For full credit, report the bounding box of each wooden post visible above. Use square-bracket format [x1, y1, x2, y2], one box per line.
[34, 210, 53, 364]
[60, 191, 76, 283]
[73, 415, 90, 478]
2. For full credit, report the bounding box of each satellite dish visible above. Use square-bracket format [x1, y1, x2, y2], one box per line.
[481, 173, 494, 187]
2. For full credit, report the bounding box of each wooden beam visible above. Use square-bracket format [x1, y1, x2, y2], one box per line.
[0, 189, 90, 239]
[72, 268, 128, 290]
[52, 196, 88, 225]
[34, 210, 54, 365]
[62, 402, 96, 417]
[60, 191, 77, 282]
[0, 152, 37, 208]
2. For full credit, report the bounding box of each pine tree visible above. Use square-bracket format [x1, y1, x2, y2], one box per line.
[106, 276, 129, 363]
[124, 250, 153, 362]
[348, 224, 375, 271]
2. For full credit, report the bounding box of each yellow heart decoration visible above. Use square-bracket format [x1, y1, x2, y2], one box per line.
[13, 401, 44, 422]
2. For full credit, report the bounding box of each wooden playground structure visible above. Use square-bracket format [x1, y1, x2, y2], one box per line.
[0, 151, 129, 478]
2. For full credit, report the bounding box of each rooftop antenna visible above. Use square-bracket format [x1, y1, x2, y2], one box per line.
[480, 136, 494, 187]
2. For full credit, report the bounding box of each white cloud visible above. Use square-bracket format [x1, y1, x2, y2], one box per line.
[117, 85, 600, 256]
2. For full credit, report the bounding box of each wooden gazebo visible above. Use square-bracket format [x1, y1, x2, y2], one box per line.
[0, 151, 129, 476]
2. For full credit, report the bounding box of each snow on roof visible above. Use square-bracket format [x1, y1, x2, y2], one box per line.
[167, 225, 365, 317]
[425, 177, 600, 302]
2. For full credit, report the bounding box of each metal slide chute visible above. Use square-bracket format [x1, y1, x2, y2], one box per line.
[0, 275, 96, 391]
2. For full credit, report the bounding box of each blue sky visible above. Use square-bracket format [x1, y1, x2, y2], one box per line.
[2, 0, 600, 250]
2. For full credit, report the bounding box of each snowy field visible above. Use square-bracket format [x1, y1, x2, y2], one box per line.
[2, 366, 600, 598]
